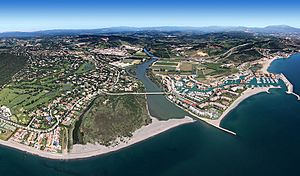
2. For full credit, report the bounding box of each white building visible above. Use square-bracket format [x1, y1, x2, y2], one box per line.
[0, 106, 12, 120]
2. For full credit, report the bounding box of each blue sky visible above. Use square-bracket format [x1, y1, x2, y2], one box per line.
[0, 0, 299, 32]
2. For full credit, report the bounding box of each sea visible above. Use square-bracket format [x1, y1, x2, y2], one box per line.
[0, 53, 300, 176]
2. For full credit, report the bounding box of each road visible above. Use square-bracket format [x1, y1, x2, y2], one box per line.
[99, 91, 171, 96]
[220, 42, 253, 59]
[0, 114, 59, 133]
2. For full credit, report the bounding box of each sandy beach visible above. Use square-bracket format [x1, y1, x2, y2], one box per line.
[260, 57, 280, 73]
[175, 56, 288, 134]
[0, 54, 295, 159]
[260, 52, 297, 73]
[0, 116, 194, 160]
[205, 86, 280, 128]
[166, 84, 280, 135]
[261, 55, 300, 100]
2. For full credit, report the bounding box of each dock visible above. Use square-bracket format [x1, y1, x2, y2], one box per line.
[280, 73, 300, 100]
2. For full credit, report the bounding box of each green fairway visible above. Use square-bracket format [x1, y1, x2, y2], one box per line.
[0, 58, 80, 126]
[154, 61, 179, 66]
[75, 62, 95, 74]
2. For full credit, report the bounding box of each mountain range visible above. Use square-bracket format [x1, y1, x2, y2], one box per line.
[1, 25, 300, 38]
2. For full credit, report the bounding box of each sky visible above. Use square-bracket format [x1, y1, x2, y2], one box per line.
[0, 0, 299, 32]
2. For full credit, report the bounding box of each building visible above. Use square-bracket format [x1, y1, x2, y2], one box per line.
[0, 106, 12, 120]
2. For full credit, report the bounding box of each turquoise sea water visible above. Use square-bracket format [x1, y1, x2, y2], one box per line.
[0, 54, 300, 176]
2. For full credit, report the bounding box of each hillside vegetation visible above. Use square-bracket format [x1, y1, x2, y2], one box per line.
[80, 95, 151, 146]
[0, 53, 27, 86]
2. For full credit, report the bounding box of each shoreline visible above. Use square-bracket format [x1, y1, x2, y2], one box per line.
[260, 52, 297, 74]
[165, 96, 237, 135]
[204, 86, 280, 128]
[205, 54, 295, 131]
[208, 52, 300, 132]
[261, 54, 300, 100]
[1, 53, 298, 159]
[169, 54, 293, 134]
[260, 57, 280, 74]
[0, 116, 195, 160]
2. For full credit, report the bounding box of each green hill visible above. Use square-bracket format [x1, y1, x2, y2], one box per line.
[0, 53, 27, 86]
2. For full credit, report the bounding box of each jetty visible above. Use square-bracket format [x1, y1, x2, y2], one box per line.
[280, 73, 300, 100]
[165, 97, 237, 136]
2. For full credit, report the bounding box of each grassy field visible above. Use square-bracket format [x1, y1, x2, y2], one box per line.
[179, 62, 193, 72]
[0, 60, 75, 125]
[80, 95, 151, 146]
[75, 62, 95, 74]
[0, 122, 16, 140]
[152, 65, 177, 72]
[250, 63, 263, 72]
[154, 61, 179, 66]
[0, 82, 62, 125]
[203, 63, 229, 75]
[134, 50, 147, 57]
[0, 54, 99, 129]
[151, 60, 180, 73]
[195, 62, 238, 80]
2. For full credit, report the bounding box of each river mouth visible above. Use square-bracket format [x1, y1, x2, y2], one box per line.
[72, 50, 188, 144]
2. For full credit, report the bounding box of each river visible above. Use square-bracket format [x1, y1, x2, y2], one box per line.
[135, 49, 189, 119]
[0, 53, 300, 176]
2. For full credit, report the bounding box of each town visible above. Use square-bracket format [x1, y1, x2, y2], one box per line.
[0, 36, 145, 153]
[0, 31, 299, 154]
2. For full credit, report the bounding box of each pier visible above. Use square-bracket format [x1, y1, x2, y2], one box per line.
[280, 74, 300, 100]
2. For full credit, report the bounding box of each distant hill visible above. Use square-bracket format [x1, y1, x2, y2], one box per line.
[1, 25, 300, 38]
[249, 25, 300, 33]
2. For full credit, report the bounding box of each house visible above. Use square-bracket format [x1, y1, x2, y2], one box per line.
[0, 106, 12, 120]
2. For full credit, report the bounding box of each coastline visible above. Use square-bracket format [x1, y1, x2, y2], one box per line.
[261, 54, 300, 100]
[0, 51, 196, 160]
[205, 86, 280, 127]
[207, 53, 299, 131]
[0, 116, 194, 160]
[203, 55, 290, 131]
[169, 55, 291, 135]
[0, 53, 298, 159]
[260, 52, 296, 74]
[260, 57, 280, 74]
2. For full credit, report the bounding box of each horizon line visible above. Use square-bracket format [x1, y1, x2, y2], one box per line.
[0, 24, 298, 33]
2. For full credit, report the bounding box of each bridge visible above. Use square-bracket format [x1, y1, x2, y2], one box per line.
[99, 91, 172, 96]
